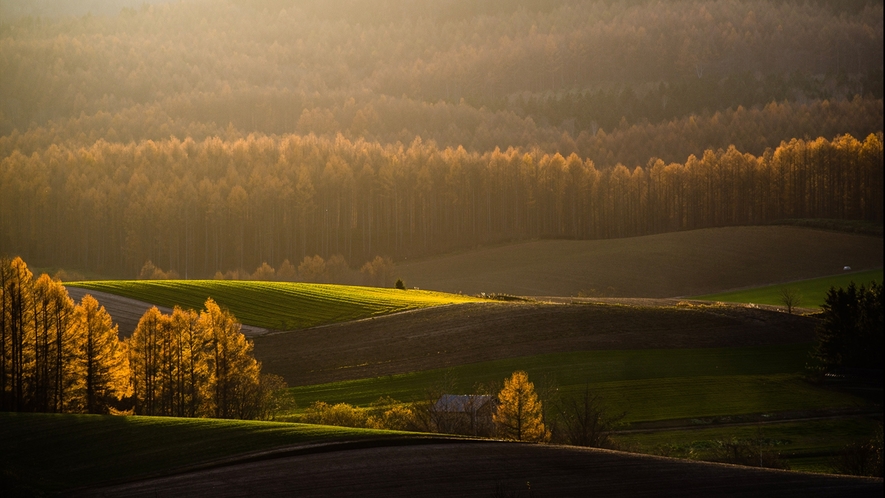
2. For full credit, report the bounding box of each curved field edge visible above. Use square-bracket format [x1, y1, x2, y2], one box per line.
[0, 412, 434, 495]
[66, 280, 483, 329]
[692, 269, 883, 308]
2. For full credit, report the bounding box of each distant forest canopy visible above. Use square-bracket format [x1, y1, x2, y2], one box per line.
[0, 0, 882, 160]
[0, 0, 882, 277]
[1, 133, 881, 278]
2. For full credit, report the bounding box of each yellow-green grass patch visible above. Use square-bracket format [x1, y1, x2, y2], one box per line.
[67, 280, 483, 329]
[693, 269, 882, 308]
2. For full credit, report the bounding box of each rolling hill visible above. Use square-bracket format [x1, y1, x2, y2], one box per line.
[394, 226, 883, 297]
[81, 439, 881, 497]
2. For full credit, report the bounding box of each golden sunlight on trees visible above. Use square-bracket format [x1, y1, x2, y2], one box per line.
[494, 371, 549, 442]
[2, 257, 279, 419]
[69, 294, 130, 414]
[1, 257, 122, 413]
[128, 300, 278, 419]
[200, 298, 263, 419]
[2, 133, 880, 279]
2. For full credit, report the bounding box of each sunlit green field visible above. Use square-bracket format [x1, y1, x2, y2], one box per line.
[693, 269, 883, 308]
[68, 280, 483, 329]
[286, 344, 863, 421]
[285, 344, 880, 473]
[0, 412, 416, 494]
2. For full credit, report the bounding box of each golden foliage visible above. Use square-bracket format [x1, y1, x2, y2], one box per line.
[494, 370, 549, 442]
[69, 294, 130, 413]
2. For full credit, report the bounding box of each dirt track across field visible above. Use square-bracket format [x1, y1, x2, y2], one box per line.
[65, 288, 268, 338]
[81, 439, 882, 497]
[253, 301, 817, 386]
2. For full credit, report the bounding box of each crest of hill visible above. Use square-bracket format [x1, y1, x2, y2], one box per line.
[395, 226, 884, 298]
[66, 280, 481, 336]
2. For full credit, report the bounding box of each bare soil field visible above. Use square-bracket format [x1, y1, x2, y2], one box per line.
[253, 301, 816, 386]
[395, 226, 883, 297]
[81, 439, 882, 497]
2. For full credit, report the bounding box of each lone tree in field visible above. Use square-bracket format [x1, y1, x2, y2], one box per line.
[812, 281, 883, 374]
[494, 371, 548, 442]
[779, 287, 802, 314]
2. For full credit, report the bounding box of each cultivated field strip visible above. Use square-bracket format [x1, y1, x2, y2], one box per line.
[68, 280, 482, 330]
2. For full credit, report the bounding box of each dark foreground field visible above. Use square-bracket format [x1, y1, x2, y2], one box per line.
[82, 439, 882, 498]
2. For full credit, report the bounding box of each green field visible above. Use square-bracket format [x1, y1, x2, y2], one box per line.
[0, 412, 417, 495]
[693, 269, 883, 308]
[284, 344, 880, 473]
[286, 344, 864, 421]
[68, 280, 482, 329]
[615, 416, 882, 473]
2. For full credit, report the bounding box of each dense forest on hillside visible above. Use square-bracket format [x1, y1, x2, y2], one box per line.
[0, 0, 882, 277]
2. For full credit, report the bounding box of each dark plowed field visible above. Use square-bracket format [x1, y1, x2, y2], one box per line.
[254, 301, 816, 386]
[82, 440, 882, 497]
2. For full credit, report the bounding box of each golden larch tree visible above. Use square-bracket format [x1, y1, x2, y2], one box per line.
[69, 294, 130, 414]
[494, 370, 549, 442]
[200, 298, 261, 419]
[128, 306, 166, 415]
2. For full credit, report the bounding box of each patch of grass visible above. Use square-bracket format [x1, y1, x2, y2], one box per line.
[615, 416, 882, 473]
[693, 269, 883, 308]
[67, 280, 483, 329]
[0, 412, 411, 494]
[288, 344, 857, 421]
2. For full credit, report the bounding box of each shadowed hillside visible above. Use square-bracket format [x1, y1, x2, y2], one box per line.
[395, 226, 883, 297]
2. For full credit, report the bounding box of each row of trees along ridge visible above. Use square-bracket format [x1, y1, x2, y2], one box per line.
[1, 133, 881, 278]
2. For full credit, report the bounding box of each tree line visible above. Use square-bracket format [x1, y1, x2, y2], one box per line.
[2, 93, 880, 172]
[1, 132, 881, 278]
[0, 256, 279, 418]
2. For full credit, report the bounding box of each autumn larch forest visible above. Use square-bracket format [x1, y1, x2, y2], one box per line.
[0, 0, 882, 281]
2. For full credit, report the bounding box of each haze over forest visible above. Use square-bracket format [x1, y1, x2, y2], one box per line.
[1, 0, 882, 279]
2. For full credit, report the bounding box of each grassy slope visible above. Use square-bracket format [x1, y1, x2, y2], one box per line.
[0, 412, 414, 495]
[67, 280, 482, 329]
[694, 269, 883, 308]
[615, 417, 883, 473]
[287, 344, 866, 422]
[285, 344, 880, 473]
